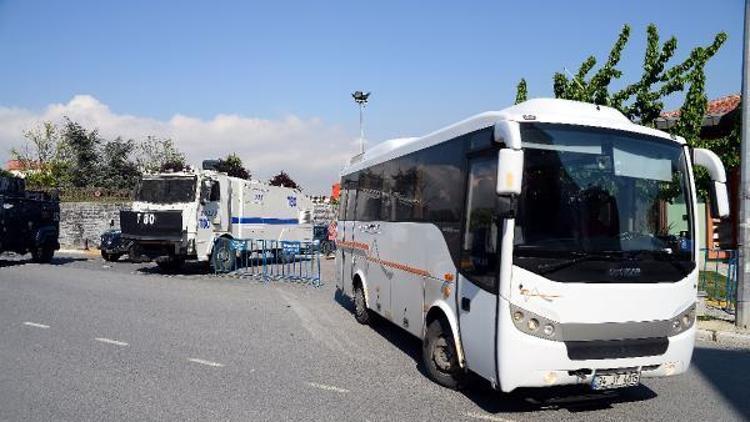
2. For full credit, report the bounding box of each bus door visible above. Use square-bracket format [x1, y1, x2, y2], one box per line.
[457, 154, 501, 385]
[339, 181, 358, 294]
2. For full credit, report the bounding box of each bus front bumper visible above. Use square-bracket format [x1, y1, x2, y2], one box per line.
[497, 300, 695, 393]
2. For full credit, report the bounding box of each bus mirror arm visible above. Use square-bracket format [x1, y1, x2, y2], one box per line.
[496, 195, 517, 219]
[693, 148, 730, 218]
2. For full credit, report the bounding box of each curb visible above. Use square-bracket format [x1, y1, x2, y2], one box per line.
[697, 328, 750, 348]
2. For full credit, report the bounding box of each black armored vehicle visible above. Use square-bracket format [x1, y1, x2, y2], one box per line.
[0, 174, 60, 262]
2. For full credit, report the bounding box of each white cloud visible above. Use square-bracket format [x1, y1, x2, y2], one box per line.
[0, 95, 356, 194]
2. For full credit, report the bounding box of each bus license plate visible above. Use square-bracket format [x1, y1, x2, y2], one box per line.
[591, 370, 640, 390]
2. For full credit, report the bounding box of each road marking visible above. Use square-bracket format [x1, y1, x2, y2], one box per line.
[23, 322, 50, 329]
[94, 337, 129, 347]
[187, 358, 225, 367]
[465, 412, 516, 422]
[305, 382, 350, 394]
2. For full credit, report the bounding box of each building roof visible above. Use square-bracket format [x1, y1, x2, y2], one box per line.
[656, 94, 740, 130]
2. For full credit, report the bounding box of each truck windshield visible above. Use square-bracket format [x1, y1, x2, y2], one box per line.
[135, 177, 197, 204]
[514, 123, 694, 283]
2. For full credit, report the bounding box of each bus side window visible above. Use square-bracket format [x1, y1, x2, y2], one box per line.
[461, 155, 500, 293]
[356, 166, 383, 222]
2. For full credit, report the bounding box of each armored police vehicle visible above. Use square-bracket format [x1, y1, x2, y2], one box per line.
[0, 174, 60, 262]
[120, 162, 314, 271]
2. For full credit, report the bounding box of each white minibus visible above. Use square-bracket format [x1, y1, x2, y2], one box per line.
[335, 98, 730, 392]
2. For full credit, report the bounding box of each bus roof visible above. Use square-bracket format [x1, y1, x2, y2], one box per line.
[343, 98, 684, 176]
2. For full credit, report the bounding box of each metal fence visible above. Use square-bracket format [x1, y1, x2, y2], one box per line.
[213, 238, 322, 286]
[700, 248, 738, 311]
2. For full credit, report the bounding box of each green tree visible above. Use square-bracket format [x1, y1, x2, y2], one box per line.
[514, 79, 528, 104]
[269, 171, 300, 190]
[60, 118, 101, 188]
[135, 136, 186, 173]
[215, 153, 251, 179]
[98, 138, 141, 190]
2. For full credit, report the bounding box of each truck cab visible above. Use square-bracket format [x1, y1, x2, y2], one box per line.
[0, 175, 60, 263]
[121, 166, 314, 272]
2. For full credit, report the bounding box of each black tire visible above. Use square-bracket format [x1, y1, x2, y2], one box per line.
[319, 241, 333, 256]
[422, 318, 465, 389]
[31, 245, 55, 264]
[101, 250, 122, 262]
[212, 238, 236, 273]
[353, 283, 374, 325]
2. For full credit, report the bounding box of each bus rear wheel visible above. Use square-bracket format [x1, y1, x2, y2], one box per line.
[423, 319, 464, 389]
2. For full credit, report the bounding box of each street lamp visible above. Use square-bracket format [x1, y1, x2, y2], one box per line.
[352, 91, 370, 154]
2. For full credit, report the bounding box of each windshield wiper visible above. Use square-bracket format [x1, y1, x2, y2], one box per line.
[535, 251, 621, 275]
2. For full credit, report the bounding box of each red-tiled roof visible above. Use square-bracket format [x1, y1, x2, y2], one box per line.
[661, 94, 741, 119]
[5, 160, 24, 171]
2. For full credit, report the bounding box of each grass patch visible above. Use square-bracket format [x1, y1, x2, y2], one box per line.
[700, 270, 731, 301]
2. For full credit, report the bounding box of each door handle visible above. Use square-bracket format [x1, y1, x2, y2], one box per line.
[461, 297, 471, 312]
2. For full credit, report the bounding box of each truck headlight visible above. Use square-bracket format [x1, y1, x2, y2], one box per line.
[509, 304, 562, 341]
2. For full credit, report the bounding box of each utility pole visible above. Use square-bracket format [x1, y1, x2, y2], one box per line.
[738, 0, 750, 329]
[352, 91, 370, 154]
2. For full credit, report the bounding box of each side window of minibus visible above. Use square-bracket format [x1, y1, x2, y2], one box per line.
[460, 155, 500, 293]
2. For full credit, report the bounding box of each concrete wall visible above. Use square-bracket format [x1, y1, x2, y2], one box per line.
[59, 202, 131, 249]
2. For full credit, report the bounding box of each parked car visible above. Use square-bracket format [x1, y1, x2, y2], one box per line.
[100, 220, 146, 262]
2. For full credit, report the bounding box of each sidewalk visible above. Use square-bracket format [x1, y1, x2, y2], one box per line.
[697, 318, 750, 348]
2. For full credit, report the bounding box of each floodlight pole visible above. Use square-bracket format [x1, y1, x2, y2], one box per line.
[352, 91, 370, 154]
[738, 0, 750, 329]
[359, 101, 365, 153]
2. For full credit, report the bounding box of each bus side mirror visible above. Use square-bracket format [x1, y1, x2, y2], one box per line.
[693, 148, 730, 218]
[497, 149, 523, 196]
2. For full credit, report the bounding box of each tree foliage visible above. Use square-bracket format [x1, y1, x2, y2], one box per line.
[269, 171, 300, 190]
[9, 119, 188, 192]
[514, 79, 528, 104]
[513, 23, 733, 200]
[516, 24, 727, 128]
[215, 153, 251, 179]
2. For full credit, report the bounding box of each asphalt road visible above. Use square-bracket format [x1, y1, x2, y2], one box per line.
[1, 252, 749, 422]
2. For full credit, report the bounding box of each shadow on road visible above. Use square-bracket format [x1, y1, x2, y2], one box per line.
[692, 345, 750, 420]
[333, 288, 658, 414]
[0, 255, 87, 268]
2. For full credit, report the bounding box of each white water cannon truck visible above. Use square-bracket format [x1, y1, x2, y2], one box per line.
[120, 161, 314, 272]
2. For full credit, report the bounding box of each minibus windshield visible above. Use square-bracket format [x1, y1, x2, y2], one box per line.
[513, 123, 694, 283]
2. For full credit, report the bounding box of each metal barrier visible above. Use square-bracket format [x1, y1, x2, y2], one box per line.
[700, 248, 737, 312]
[212, 238, 322, 286]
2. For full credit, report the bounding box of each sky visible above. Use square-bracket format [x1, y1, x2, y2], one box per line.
[0, 0, 744, 194]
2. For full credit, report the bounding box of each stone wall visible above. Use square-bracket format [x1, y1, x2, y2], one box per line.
[59, 202, 131, 249]
[58, 200, 334, 249]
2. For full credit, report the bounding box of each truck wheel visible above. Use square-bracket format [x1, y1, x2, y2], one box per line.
[422, 319, 465, 389]
[31, 245, 55, 264]
[212, 238, 236, 273]
[353, 283, 374, 325]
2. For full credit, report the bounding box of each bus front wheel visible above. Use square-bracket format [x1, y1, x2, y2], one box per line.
[353, 284, 373, 325]
[422, 319, 465, 389]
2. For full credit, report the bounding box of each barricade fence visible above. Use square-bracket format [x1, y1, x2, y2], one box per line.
[699, 248, 737, 312]
[212, 238, 322, 286]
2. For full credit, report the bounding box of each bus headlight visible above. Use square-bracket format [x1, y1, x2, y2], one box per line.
[509, 304, 562, 341]
[670, 303, 696, 335]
